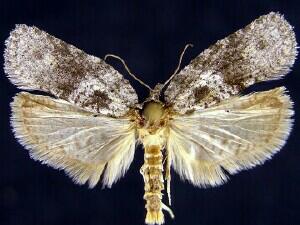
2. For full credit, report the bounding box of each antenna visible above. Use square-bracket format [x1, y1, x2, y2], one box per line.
[104, 54, 153, 91]
[162, 43, 193, 89]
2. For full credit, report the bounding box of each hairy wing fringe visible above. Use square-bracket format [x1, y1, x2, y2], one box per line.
[10, 92, 136, 188]
[168, 87, 293, 187]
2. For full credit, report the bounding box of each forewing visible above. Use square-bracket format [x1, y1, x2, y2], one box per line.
[167, 88, 293, 187]
[4, 25, 138, 117]
[11, 92, 137, 188]
[165, 12, 297, 114]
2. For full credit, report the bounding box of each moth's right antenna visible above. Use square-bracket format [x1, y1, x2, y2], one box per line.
[162, 43, 193, 89]
[104, 54, 153, 92]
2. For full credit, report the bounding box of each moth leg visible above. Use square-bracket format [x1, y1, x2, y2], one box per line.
[165, 147, 172, 206]
[161, 203, 174, 219]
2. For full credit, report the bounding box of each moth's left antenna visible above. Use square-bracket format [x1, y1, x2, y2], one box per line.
[162, 43, 193, 89]
[104, 54, 153, 91]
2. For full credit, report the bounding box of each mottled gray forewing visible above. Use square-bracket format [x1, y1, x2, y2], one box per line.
[164, 12, 297, 114]
[4, 25, 138, 117]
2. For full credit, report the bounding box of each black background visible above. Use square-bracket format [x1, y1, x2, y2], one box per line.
[1, 1, 300, 225]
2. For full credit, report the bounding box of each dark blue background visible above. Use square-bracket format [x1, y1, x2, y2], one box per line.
[1, 1, 300, 225]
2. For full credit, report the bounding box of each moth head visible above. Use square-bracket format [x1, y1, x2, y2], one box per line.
[147, 83, 163, 102]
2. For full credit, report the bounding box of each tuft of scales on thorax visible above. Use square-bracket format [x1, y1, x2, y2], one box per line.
[138, 101, 170, 148]
[137, 101, 173, 147]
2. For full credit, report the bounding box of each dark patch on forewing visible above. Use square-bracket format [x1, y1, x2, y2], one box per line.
[194, 86, 210, 103]
[82, 91, 112, 112]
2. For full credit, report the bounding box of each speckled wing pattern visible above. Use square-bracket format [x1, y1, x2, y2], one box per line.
[164, 12, 297, 114]
[165, 12, 297, 187]
[4, 24, 138, 117]
[11, 92, 136, 188]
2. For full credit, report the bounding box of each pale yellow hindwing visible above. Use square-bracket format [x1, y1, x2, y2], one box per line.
[167, 87, 293, 187]
[11, 92, 137, 188]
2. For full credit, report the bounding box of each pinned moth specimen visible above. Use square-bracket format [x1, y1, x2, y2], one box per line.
[4, 12, 297, 225]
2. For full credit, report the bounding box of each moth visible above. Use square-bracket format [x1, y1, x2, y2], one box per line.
[4, 12, 297, 225]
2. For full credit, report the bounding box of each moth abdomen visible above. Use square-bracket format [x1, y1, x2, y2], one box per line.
[142, 145, 165, 225]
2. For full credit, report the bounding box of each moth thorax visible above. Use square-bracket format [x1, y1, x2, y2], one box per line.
[142, 101, 165, 125]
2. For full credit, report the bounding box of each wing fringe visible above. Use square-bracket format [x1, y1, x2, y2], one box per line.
[168, 87, 293, 187]
[10, 92, 136, 188]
